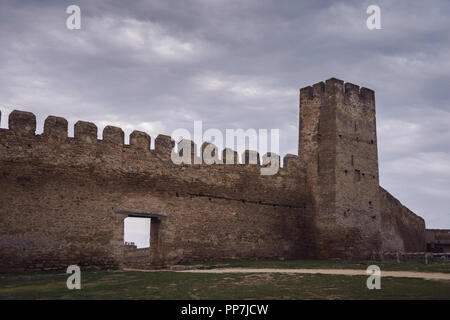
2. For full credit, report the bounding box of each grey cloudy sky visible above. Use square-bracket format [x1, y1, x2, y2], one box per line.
[1, 0, 449, 242]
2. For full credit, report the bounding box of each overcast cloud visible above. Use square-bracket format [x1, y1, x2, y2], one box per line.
[0, 0, 449, 241]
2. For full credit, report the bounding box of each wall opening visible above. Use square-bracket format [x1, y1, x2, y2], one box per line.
[114, 211, 166, 269]
[124, 217, 151, 248]
[121, 217, 153, 269]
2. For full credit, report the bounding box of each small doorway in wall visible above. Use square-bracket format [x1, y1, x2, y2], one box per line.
[124, 217, 151, 249]
[114, 211, 166, 269]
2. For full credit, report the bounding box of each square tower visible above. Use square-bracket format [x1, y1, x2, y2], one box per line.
[299, 78, 382, 259]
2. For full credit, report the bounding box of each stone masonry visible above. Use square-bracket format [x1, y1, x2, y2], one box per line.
[0, 78, 426, 272]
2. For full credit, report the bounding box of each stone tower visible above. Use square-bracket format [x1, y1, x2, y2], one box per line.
[299, 78, 382, 259]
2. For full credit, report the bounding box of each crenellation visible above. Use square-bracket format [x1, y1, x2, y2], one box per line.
[360, 87, 375, 103]
[312, 81, 325, 96]
[283, 154, 300, 170]
[154, 134, 175, 158]
[302, 79, 376, 109]
[342, 83, 375, 109]
[344, 82, 360, 96]
[301, 79, 375, 107]
[178, 139, 197, 164]
[130, 130, 150, 150]
[103, 126, 124, 146]
[300, 86, 314, 100]
[242, 150, 260, 165]
[325, 77, 344, 95]
[9, 110, 36, 136]
[222, 148, 238, 164]
[300, 82, 325, 101]
[262, 152, 280, 167]
[201, 142, 220, 164]
[74, 121, 97, 144]
[43, 116, 68, 142]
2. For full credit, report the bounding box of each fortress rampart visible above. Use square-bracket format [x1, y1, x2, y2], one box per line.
[0, 78, 426, 272]
[0, 110, 312, 271]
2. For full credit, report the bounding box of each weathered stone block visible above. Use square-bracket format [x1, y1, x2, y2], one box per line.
[130, 130, 150, 149]
[44, 116, 68, 141]
[201, 142, 219, 164]
[262, 152, 280, 167]
[177, 139, 197, 164]
[242, 150, 260, 165]
[74, 121, 97, 143]
[222, 148, 238, 164]
[155, 134, 175, 157]
[103, 126, 124, 145]
[9, 110, 36, 136]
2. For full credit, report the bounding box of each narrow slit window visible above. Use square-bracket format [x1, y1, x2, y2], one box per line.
[354, 169, 361, 182]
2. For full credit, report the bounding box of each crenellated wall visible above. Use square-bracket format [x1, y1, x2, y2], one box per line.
[0, 77, 427, 272]
[0, 110, 313, 272]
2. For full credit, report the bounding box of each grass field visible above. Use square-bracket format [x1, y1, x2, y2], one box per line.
[0, 260, 449, 300]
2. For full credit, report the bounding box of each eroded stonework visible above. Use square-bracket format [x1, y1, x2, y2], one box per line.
[0, 78, 426, 272]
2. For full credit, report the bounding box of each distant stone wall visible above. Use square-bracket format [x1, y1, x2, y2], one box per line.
[426, 229, 450, 253]
[379, 187, 425, 252]
[427, 229, 450, 242]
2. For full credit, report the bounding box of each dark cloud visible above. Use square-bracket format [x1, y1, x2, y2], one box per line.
[0, 0, 449, 228]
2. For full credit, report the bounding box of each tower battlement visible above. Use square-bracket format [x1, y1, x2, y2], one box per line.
[300, 78, 375, 105]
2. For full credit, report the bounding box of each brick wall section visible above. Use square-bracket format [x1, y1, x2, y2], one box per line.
[0, 110, 312, 272]
[426, 229, 450, 253]
[123, 246, 152, 269]
[426, 229, 450, 242]
[379, 187, 426, 252]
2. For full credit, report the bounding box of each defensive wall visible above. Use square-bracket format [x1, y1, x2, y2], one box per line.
[0, 77, 426, 272]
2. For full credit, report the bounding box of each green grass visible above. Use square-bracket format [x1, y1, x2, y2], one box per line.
[182, 258, 450, 273]
[0, 269, 449, 300]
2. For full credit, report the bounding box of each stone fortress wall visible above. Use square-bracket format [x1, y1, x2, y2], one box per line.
[0, 78, 426, 272]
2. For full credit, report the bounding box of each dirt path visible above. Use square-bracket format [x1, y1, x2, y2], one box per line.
[175, 268, 450, 281]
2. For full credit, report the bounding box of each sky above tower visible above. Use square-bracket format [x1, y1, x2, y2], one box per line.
[0, 0, 449, 239]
